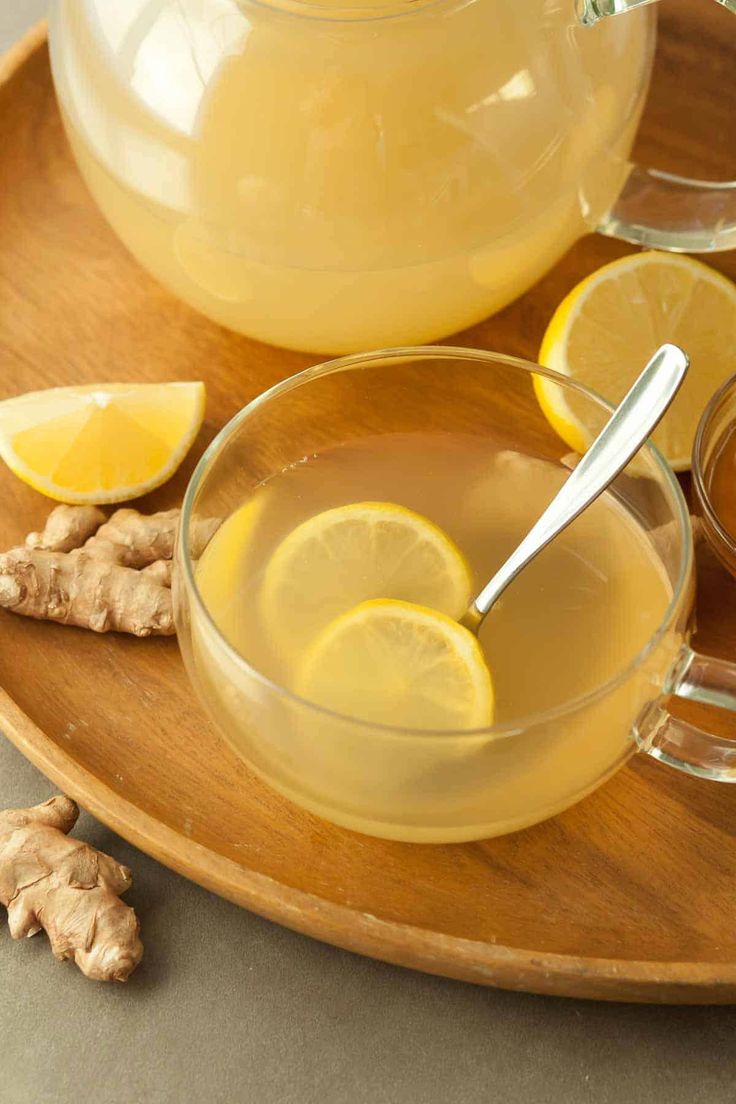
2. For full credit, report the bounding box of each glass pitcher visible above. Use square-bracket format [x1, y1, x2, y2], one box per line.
[48, 0, 736, 354]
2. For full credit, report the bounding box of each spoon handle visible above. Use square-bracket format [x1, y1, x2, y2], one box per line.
[463, 343, 689, 631]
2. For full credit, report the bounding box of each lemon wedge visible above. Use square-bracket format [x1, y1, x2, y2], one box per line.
[297, 599, 494, 729]
[537, 252, 736, 470]
[0, 382, 205, 503]
[261, 501, 473, 654]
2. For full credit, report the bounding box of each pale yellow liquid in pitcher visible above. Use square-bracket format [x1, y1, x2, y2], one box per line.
[190, 434, 677, 841]
[50, 1, 653, 352]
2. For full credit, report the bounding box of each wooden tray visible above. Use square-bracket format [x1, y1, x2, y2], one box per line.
[3, 8, 736, 1004]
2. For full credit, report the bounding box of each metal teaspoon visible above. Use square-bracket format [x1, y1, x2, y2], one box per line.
[461, 343, 689, 633]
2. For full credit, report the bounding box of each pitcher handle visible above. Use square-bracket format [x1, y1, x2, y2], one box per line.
[580, 0, 736, 253]
[635, 645, 736, 780]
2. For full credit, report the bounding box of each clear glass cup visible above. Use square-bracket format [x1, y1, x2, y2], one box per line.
[48, 0, 736, 354]
[693, 372, 736, 579]
[174, 349, 736, 843]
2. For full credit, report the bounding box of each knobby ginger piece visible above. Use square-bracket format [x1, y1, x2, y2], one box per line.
[141, 559, 173, 588]
[0, 503, 223, 636]
[0, 796, 143, 982]
[25, 505, 107, 554]
[83, 508, 220, 568]
[0, 547, 174, 636]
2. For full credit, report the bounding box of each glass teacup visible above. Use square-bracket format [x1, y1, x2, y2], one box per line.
[174, 349, 736, 843]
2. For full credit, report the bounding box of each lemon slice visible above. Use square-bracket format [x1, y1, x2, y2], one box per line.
[297, 599, 494, 730]
[196, 496, 266, 623]
[0, 382, 205, 503]
[537, 252, 736, 470]
[261, 501, 473, 654]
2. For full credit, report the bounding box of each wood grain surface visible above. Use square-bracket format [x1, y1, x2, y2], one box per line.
[2, 5, 736, 1003]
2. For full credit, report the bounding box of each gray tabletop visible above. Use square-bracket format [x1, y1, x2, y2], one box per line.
[3, 7, 736, 1104]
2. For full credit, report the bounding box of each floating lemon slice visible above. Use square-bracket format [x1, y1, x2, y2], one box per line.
[261, 501, 473, 654]
[0, 382, 205, 504]
[297, 599, 494, 730]
[537, 252, 736, 470]
[196, 496, 266, 622]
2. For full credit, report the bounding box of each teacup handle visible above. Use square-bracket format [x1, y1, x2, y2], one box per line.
[635, 645, 736, 779]
[580, 0, 736, 253]
[579, 0, 736, 23]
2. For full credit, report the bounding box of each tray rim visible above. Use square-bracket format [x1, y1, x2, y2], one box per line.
[6, 684, 736, 1003]
[3, 22, 736, 1004]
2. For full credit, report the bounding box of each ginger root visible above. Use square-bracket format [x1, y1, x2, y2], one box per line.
[0, 547, 173, 636]
[141, 560, 173, 588]
[0, 796, 143, 982]
[83, 508, 220, 568]
[0, 505, 220, 636]
[26, 505, 106, 554]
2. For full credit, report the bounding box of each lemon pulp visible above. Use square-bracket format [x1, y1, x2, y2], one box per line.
[297, 598, 494, 730]
[261, 500, 473, 658]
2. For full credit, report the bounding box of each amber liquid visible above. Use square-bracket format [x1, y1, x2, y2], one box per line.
[187, 433, 678, 841]
[200, 434, 671, 721]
